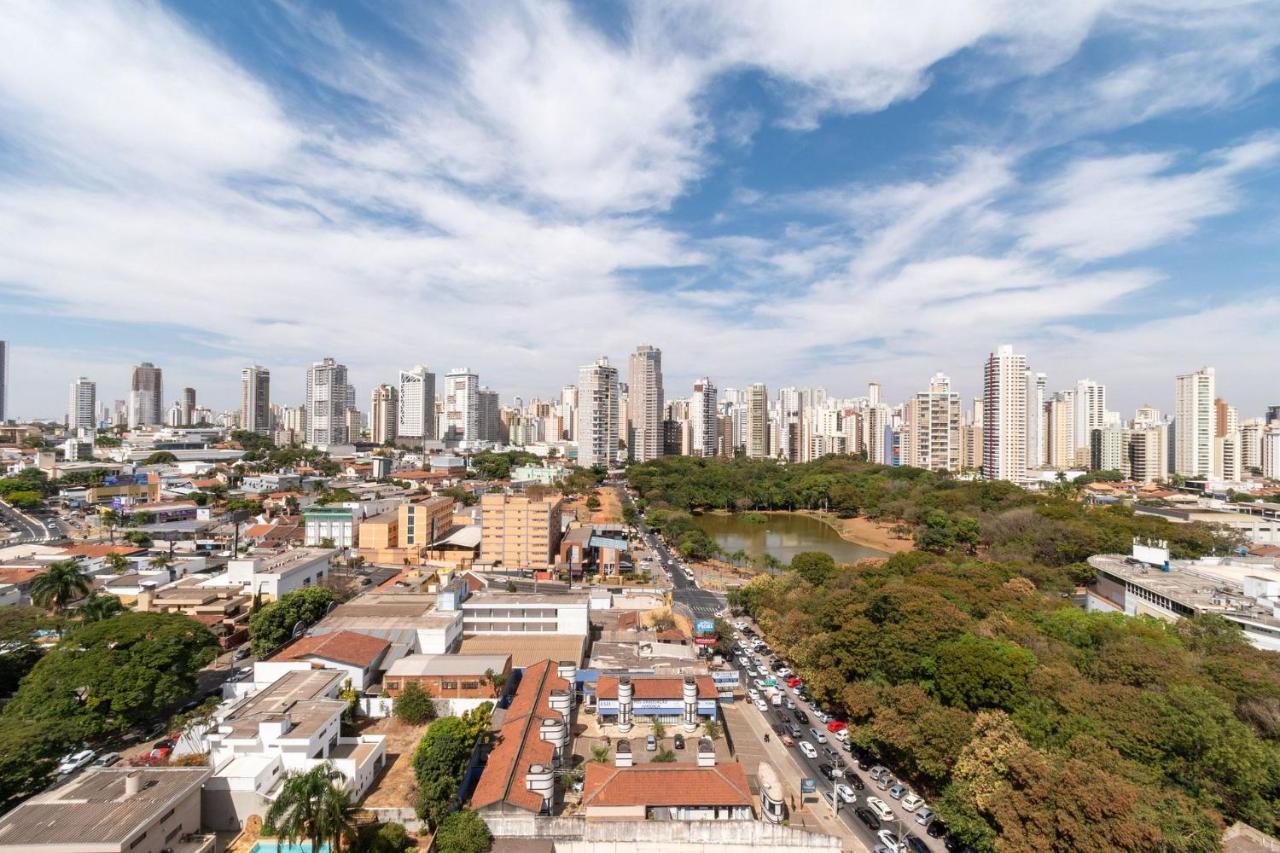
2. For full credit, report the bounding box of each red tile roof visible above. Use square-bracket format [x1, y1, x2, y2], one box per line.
[595, 675, 717, 701]
[0, 568, 44, 586]
[270, 630, 390, 668]
[470, 660, 569, 813]
[59, 544, 147, 558]
[581, 763, 752, 808]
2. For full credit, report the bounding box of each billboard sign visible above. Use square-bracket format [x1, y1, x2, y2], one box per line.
[800, 778, 817, 794]
[695, 619, 716, 635]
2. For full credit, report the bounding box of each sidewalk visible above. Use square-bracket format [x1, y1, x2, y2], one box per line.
[721, 702, 868, 853]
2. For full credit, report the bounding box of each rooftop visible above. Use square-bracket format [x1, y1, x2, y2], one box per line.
[458, 634, 586, 668]
[0, 767, 209, 848]
[596, 674, 717, 701]
[1090, 553, 1280, 629]
[386, 653, 510, 678]
[581, 762, 752, 808]
[270, 630, 391, 668]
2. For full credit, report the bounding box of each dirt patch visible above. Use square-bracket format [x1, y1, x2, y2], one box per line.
[807, 511, 915, 554]
[360, 716, 432, 809]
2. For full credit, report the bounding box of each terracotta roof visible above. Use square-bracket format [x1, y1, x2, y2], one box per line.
[470, 660, 568, 813]
[191, 479, 222, 488]
[0, 567, 44, 585]
[595, 675, 717, 701]
[59, 544, 147, 558]
[244, 523, 276, 538]
[270, 630, 390, 668]
[581, 763, 752, 808]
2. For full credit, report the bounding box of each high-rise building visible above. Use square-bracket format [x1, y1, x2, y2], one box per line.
[1174, 367, 1216, 477]
[1123, 426, 1168, 483]
[397, 365, 436, 444]
[576, 356, 619, 468]
[627, 345, 663, 462]
[1241, 418, 1264, 473]
[371, 384, 398, 445]
[690, 377, 718, 457]
[1263, 426, 1280, 480]
[304, 357, 350, 446]
[1214, 398, 1239, 438]
[444, 368, 479, 444]
[746, 383, 769, 459]
[67, 377, 96, 433]
[181, 387, 196, 426]
[0, 340, 7, 422]
[240, 366, 271, 435]
[1072, 379, 1106, 467]
[1025, 371, 1047, 469]
[982, 344, 1029, 481]
[1045, 390, 1075, 469]
[479, 493, 564, 570]
[478, 387, 501, 442]
[129, 362, 163, 427]
[902, 372, 961, 472]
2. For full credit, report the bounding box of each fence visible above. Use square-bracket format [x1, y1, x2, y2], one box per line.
[479, 814, 841, 849]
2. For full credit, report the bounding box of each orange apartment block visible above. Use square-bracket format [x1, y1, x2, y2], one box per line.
[357, 495, 456, 566]
[479, 493, 563, 570]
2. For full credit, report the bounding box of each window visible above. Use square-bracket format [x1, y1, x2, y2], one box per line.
[160, 808, 175, 823]
[130, 832, 148, 849]
[441, 681, 458, 690]
[461, 681, 479, 690]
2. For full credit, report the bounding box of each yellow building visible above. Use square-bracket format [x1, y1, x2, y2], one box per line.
[479, 493, 563, 570]
[358, 496, 456, 566]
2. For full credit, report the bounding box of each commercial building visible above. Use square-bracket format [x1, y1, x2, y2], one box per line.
[304, 357, 352, 446]
[129, 361, 164, 428]
[982, 345, 1028, 481]
[460, 589, 591, 636]
[1175, 367, 1216, 477]
[480, 492, 564, 570]
[580, 761, 753, 822]
[202, 548, 333, 602]
[257, 629, 391, 691]
[68, 376, 96, 433]
[357, 495, 458, 566]
[370, 384, 398, 445]
[577, 357, 619, 468]
[240, 366, 271, 435]
[0, 767, 213, 853]
[398, 364, 436, 443]
[627, 345, 664, 462]
[303, 505, 358, 549]
[595, 674, 718, 727]
[383, 652, 512, 701]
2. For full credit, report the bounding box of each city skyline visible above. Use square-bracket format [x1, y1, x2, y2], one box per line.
[1, 2, 1278, 418]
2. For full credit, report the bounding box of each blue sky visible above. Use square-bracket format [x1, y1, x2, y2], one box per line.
[1, 0, 1278, 419]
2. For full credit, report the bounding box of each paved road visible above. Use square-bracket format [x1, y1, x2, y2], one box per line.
[0, 499, 64, 544]
[732, 622, 948, 853]
[621, 488, 727, 620]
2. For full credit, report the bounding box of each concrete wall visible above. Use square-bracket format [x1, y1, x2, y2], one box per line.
[479, 815, 840, 850]
[202, 786, 271, 833]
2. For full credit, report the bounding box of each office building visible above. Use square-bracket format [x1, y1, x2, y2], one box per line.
[902, 372, 961, 472]
[129, 361, 163, 427]
[304, 357, 350, 445]
[690, 377, 718, 457]
[982, 345, 1028, 481]
[444, 367, 480, 443]
[576, 356, 619, 468]
[479, 387, 501, 442]
[1174, 367, 1216, 477]
[397, 365, 436, 443]
[627, 345, 664, 462]
[370, 384, 398, 445]
[745, 382, 769, 458]
[180, 387, 196, 425]
[67, 376, 96, 433]
[480, 492, 564, 570]
[240, 366, 271, 435]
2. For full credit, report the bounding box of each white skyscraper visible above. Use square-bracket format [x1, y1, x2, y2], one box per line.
[444, 368, 479, 444]
[371, 384, 398, 445]
[746, 383, 769, 459]
[576, 357, 619, 468]
[305, 357, 350, 446]
[903, 372, 961, 472]
[0, 340, 7, 422]
[1174, 367, 1216, 477]
[690, 377, 718, 457]
[627, 345, 664, 462]
[240, 366, 271, 435]
[983, 344, 1029, 481]
[397, 365, 436, 443]
[68, 377, 96, 433]
[1072, 379, 1107, 467]
[1025, 371, 1046, 469]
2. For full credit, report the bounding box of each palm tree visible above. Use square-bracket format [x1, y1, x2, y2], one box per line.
[263, 763, 357, 852]
[103, 552, 130, 574]
[29, 560, 93, 619]
[703, 718, 722, 740]
[79, 592, 124, 622]
[148, 553, 176, 582]
[99, 509, 120, 543]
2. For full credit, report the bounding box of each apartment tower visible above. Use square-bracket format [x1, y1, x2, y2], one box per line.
[576, 357, 619, 468]
[240, 366, 271, 435]
[982, 345, 1028, 481]
[627, 345, 664, 462]
[397, 365, 436, 444]
[1174, 367, 1216, 477]
[304, 357, 350, 445]
[67, 377, 96, 433]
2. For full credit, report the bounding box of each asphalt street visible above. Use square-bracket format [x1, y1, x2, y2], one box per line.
[621, 488, 727, 621]
[0, 498, 65, 544]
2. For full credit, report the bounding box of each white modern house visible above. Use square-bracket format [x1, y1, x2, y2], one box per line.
[200, 548, 333, 602]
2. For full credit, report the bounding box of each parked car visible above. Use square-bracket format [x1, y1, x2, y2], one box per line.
[901, 793, 926, 812]
[673, 733, 685, 750]
[57, 750, 95, 775]
[876, 774, 894, 791]
[231, 647, 251, 662]
[878, 830, 902, 851]
[869, 765, 889, 781]
[906, 837, 930, 853]
[915, 806, 936, 825]
[854, 806, 882, 831]
[835, 783, 856, 803]
[784, 697, 796, 710]
[93, 751, 121, 767]
[747, 688, 760, 701]
[798, 741, 818, 759]
[889, 783, 909, 800]
[927, 820, 950, 839]
[646, 735, 657, 751]
[867, 797, 896, 821]
[794, 711, 810, 725]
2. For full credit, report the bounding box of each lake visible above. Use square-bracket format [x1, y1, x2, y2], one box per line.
[691, 512, 887, 565]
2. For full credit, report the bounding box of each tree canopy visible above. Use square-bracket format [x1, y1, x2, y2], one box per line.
[248, 586, 337, 657]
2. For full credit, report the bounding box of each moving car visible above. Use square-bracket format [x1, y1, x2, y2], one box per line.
[835, 783, 856, 804]
[798, 741, 818, 759]
[57, 750, 95, 775]
[809, 727, 828, 744]
[818, 763, 839, 780]
[754, 698, 769, 712]
[878, 831, 903, 851]
[93, 751, 121, 767]
[847, 774, 865, 791]
[854, 806, 882, 831]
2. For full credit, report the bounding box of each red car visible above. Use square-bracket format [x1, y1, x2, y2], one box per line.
[786, 676, 802, 688]
[827, 720, 848, 733]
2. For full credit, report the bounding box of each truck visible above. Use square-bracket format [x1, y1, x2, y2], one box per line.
[766, 686, 783, 706]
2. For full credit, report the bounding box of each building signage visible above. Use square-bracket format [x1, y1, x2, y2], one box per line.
[801, 778, 817, 794]
[695, 619, 716, 635]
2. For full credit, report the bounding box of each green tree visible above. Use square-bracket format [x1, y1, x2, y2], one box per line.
[29, 560, 92, 623]
[394, 681, 438, 725]
[77, 592, 124, 623]
[651, 748, 677, 763]
[99, 509, 121, 543]
[591, 745, 610, 763]
[0, 606, 49, 695]
[355, 821, 413, 853]
[4, 490, 43, 511]
[434, 809, 491, 853]
[790, 551, 837, 586]
[703, 718, 722, 740]
[263, 763, 357, 853]
[143, 451, 178, 465]
[934, 635, 1037, 712]
[102, 551, 130, 573]
[248, 586, 337, 657]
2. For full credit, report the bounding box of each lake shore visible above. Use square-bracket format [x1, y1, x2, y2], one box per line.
[785, 510, 916, 554]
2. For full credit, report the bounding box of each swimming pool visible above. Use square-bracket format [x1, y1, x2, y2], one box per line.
[250, 842, 331, 853]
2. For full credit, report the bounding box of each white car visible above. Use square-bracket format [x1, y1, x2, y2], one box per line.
[877, 830, 904, 851]
[754, 698, 769, 712]
[784, 697, 796, 709]
[867, 797, 896, 821]
[798, 741, 818, 759]
[747, 688, 760, 701]
[57, 749, 95, 775]
[835, 783, 856, 804]
[776, 667, 792, 677]
[901, 793, 926, 812]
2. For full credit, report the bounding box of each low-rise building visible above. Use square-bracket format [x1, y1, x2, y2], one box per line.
[256, 630, 392, 691]
[595, 675, 718, 727]
[383, 653, 511, 703]
[312, 591, 464, 654]
[303, 505, 357, 548]
[200, 547, 333, 602]
[459, 589, 590, 636]
[357, 495, 456, 566]
[580, 761, 753, 822]
[0, 766, 213, 853]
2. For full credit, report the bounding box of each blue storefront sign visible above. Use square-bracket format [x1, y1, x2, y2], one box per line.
[695, 619, 716, 635]
[801, 778, 817, 794]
